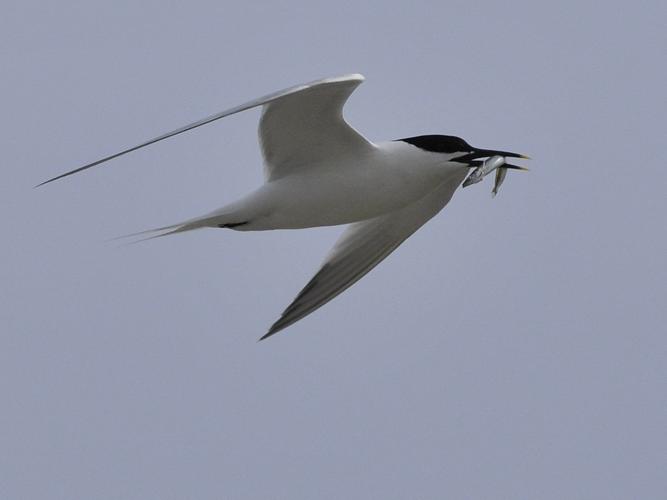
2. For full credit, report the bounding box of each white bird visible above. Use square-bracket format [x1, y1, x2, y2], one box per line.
[39, 74, 529, 340]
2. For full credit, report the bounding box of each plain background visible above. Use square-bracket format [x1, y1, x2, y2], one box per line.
[2, 1, 665, 499]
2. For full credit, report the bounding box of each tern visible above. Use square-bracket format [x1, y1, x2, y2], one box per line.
[39, 74, 529, 340]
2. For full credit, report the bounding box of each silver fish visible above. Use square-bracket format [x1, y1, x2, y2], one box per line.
[492, 166, 508, 197]
[462, 155, 505, 187]
[492, 162, 530, 196]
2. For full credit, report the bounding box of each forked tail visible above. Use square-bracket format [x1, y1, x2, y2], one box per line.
[111, 214, 230, 245]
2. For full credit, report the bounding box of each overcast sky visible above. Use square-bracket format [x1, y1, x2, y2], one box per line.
[2, 1, 666, 499]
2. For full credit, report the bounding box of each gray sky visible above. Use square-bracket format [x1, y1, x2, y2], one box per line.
[2, 1, 666, 498]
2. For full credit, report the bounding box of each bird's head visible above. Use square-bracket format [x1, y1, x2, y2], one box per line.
[398, 135, 529, 163]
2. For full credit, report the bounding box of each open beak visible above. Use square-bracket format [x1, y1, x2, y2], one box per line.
[454, 148, 531, 163]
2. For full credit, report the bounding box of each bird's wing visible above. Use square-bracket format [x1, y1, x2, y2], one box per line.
[37, 74, 373, 187]
[257, 74, 374, 180]
[261, 173, 466, 340]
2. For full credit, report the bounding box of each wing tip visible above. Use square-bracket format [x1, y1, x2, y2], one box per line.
[318, 73, 365, 85]
[345, 73, 365, 81]
[258, 323, 285, 342]
[34, 172, 69, 188]
[259, 309, 304, 341]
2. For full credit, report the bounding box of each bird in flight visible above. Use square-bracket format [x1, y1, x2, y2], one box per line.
[39, 74, 529, 340]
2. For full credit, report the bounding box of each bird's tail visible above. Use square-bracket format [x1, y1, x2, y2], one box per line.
[110, 214, 226, 245]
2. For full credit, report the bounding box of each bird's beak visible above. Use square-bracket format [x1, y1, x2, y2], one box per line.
[454, 148, 531, 163]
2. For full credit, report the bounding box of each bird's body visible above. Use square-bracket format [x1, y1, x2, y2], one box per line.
[39, 73, 528, 339]
[202, 141, 468, 231]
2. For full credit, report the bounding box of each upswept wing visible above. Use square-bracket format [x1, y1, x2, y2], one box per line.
[37, 74, 372, 187]
[261, 173, 466, 340]
[257, 74, 373, 180]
